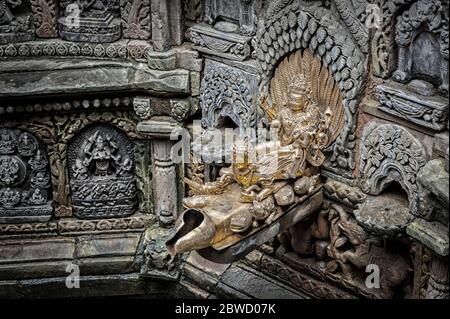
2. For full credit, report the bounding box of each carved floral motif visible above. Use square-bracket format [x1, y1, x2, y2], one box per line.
[30, 0, 58, 38]
[120, 0, 151, 39]
[360, 122, 428, 213]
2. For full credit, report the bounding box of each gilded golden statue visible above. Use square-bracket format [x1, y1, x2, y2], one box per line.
[167, 50, 345, 258]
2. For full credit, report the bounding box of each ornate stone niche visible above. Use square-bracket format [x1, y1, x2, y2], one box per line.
[359, 121, 428, 214]
[0, 128, 52, 223]
[58, 0, 122, 42]
[204, 0, 255, 36]
[376, 0, 449, 131]
[186, 0, 255, 61]
[200, 60, 257, 133]
[392, 0, 448, 93]
[0, 0, 35, 44]
[68, 124, 138, 219]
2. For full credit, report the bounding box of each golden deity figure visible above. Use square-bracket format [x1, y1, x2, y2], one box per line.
[167, 50, 345, 258]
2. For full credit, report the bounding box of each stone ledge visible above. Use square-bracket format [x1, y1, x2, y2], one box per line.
[407, 219, 449, 256]
[0, 59, 190, 98]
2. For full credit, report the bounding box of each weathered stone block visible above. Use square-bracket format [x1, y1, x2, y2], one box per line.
[407, 219, 449, 256]
[76, 234, 141, 258]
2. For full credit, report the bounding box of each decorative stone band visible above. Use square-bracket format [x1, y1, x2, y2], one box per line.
[0, 96, 133, 116]
[0, 214, 152, 238]
[376, 81, 449, 132]
[186, 23, 252, 61]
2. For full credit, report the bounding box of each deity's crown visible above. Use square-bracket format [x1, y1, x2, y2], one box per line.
[287, 75, 312, 96]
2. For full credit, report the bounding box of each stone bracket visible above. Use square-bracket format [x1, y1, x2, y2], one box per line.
[187, 23, 251, 61]
[376, 81, 449, 131]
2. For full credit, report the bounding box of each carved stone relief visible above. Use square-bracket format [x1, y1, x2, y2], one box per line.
[182, 0, 202, 23]
[186, 23, 252, 61]
[0, 0, 34, 44]
[58, 0, 122, 42]
[359, 121, 428, 213]
[0, 128, 52, 223]
[376, 80, 449, 131]
[120, 0, 151, 39]
[371, 0, 415, 78]
[68, 123, 138, 219]
[393, 0, 449, 93]
[30, 0, 58, 38]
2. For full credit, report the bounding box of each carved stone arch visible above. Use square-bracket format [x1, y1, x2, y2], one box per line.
[200, 65, 256, 133]
[255, 1, 367, 176]
[359, 121, 428, 213]
[68, 122, 138, 219]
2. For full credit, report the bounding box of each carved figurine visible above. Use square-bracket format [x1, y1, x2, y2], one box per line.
[167, 50, 345, 258]
[326, 204, 411, 298]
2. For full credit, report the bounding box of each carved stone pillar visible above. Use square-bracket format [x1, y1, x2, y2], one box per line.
[138, 116, 181, 226]
[151, 0, 171, 51]
[427, 256, 449, 299]
[137, 115, 182, 281]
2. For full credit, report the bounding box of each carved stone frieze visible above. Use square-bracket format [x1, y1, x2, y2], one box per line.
[0, 221, 57, 238]
[376, 80, 449, 131]
[1, 96, 133, 116]
[58, 214, 152, 234]
[359, 121, 428, 213]
[30, 0, 58, 38]
[120, 0, 151, 39]
[0, 40, 128, 59]
[258, 253, 355, 299]
[0, 128, 52, 223]
[58, 0, 122, 43]
[0, 0, 34, 43]
[186, 23, 252, 61]
[68, 123, 138, 219]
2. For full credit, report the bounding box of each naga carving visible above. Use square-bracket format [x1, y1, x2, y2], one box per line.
[166, 49, 345, 262]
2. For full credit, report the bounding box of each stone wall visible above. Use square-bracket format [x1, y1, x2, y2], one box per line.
[0, 0, 448, 299]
